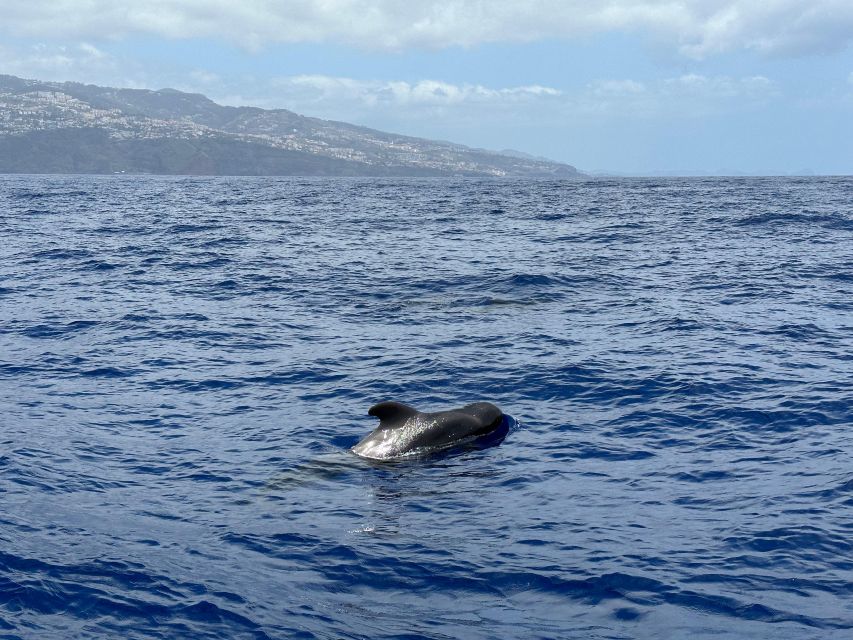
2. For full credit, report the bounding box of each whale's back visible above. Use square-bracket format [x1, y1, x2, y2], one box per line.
[352, 401, 504, 460]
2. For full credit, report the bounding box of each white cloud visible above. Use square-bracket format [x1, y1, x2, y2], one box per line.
[1, 1, 853, 57]
[256, 72, 777, 125]
[664, 73, 775, 98]
[579, 74, 777, 117]
[189, 69, 221, 85]
[274, 75, 561, 109]
[78, 42, 107, 59]
[0, 42, 117, 80]
[589, 79, 647, 96]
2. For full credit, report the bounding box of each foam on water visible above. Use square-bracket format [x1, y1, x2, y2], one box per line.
[1, 175, 852, 639]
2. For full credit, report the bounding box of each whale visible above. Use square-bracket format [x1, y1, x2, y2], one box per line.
[351, 401, 505, 460]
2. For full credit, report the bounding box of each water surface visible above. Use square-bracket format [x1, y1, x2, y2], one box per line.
[1, 176, 852, 638]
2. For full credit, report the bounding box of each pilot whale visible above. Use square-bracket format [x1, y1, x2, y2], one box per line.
[352, 401, 504, 460]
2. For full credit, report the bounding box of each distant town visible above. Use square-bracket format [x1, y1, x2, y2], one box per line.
[0, 75, 579, 177]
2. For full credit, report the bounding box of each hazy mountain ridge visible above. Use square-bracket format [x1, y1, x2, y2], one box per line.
[0, 75, 579, 177]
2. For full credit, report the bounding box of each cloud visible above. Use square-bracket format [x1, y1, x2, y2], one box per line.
[0, 42, 117, 80]
[254, 72, 777, 125]
[189, 69, 221, 85]
[571, 73, 778, 119]
[2, 1, 853, 57]
[274, 75, 561, 109]
[663, 73, 775, 98]
[589, 79, 647, 96]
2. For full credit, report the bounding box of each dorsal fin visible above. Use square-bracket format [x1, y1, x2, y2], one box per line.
[368, 401, 419, 427]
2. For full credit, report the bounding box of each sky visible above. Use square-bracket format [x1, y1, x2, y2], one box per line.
[2, 1, 852, 175]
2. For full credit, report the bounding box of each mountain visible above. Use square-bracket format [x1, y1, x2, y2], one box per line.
[0, 75, 579, 177]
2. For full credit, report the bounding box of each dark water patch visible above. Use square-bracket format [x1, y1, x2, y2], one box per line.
[81, 259, 120, 271]
[121, 312, 153, 323]
[31, 248, 93, 260]
[202, 236, 248, 248]
[19, 320, 100, 339]
[724, 526, 853, 555]
[172, 257, 233, 270]
[713, 407, 838, 431]
[758, 322, 835, 340]
[671, 469, 739, 482]
[794, 477, 853, 503]
[735, 211, 853, 230]
[168, 223, 223, 234]
[79, 366, 136, 379]
[12, 189, 91, 200]
[817, 270, 853, 283]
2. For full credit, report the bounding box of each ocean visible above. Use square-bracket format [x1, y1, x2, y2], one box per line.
[1, 175, 851, 639]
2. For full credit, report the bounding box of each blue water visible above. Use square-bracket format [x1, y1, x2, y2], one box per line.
[1, 175, 852, 639]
